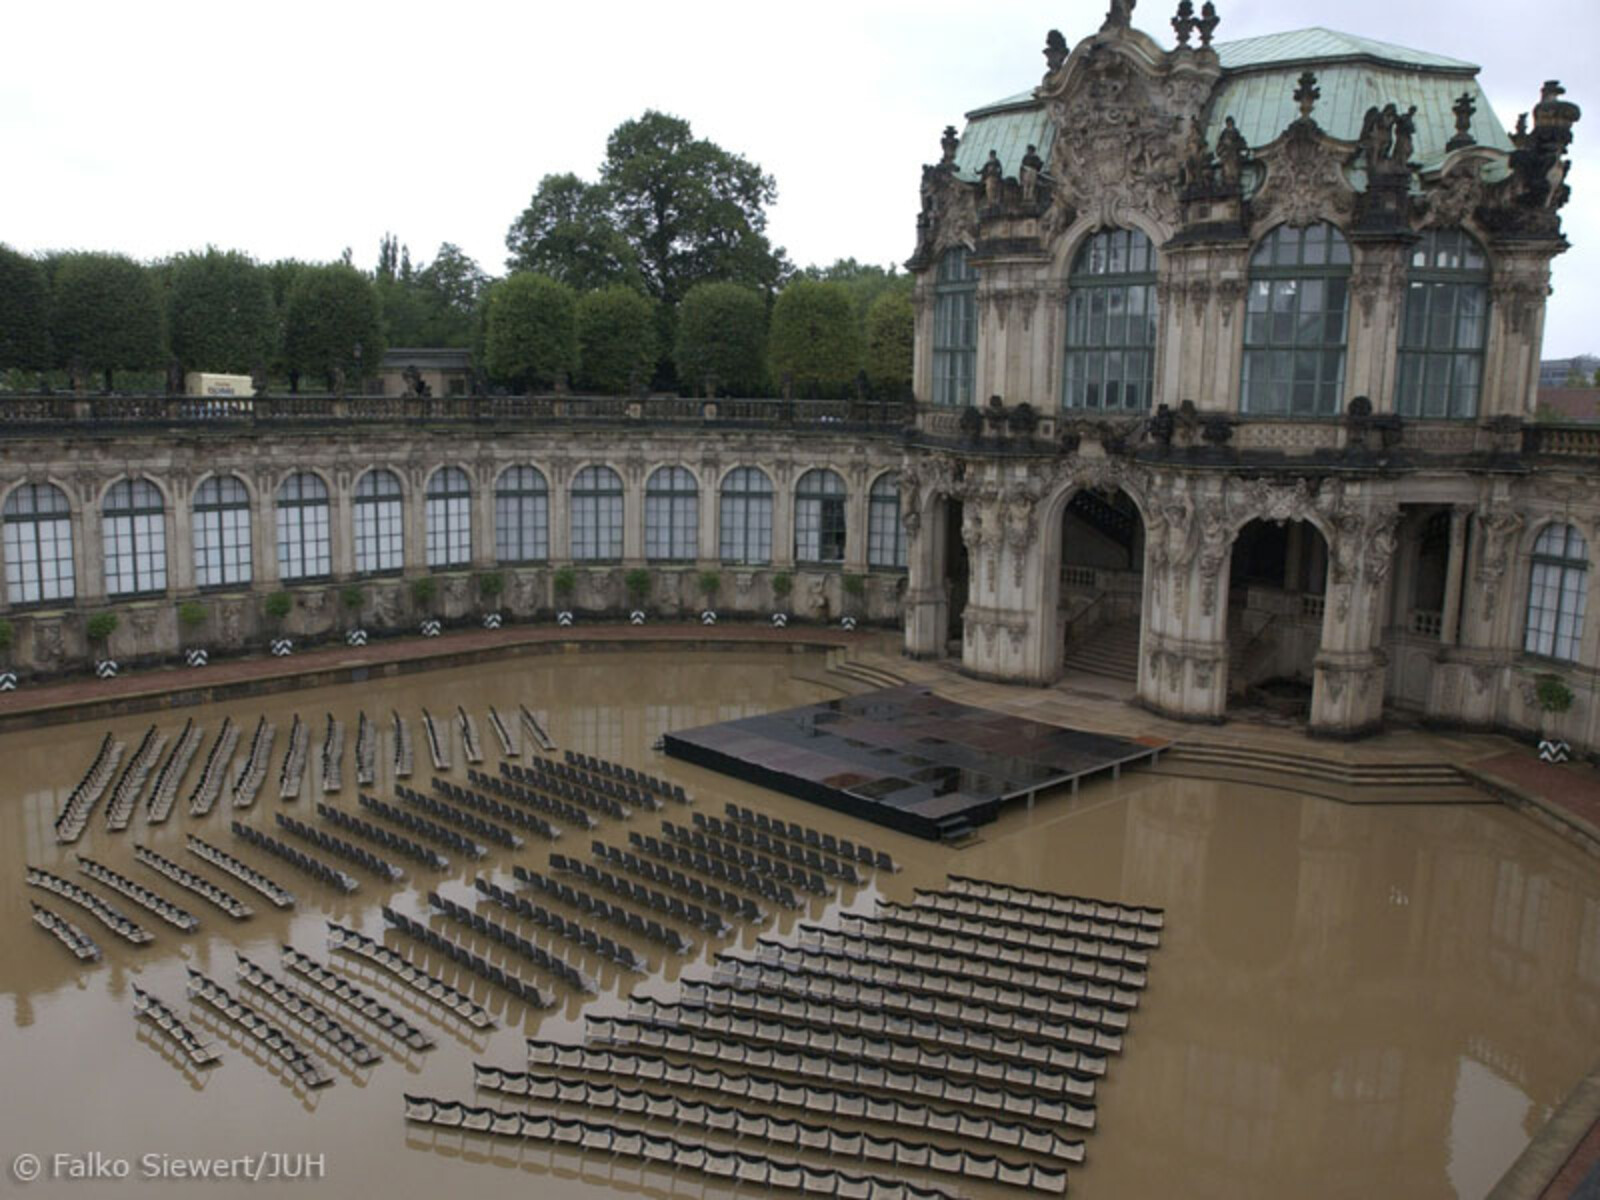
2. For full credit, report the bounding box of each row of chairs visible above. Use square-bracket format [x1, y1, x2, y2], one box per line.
[549, 852, 729, 936]
[401, 1098, 964, 1200]
[382, 906, 549, 1009]
[468, 767, 597, 831]
[909, 887, 1162, 950]
[279, 715, 309, 800]
[394, 783, 521, 849]
[693, 812, 860, 884]
[428, 777, 559, 842]
[593, 841, 764, 924]
[486, 706, 517, 758]
[147, 718, 201, 824]
[500, 761, 630, 821]
[76, 855, 198, 931]
[469, 1070, 1071, 1190]
[280, 944, 434, 1052]
[513, 866, 695, 955]
[456, 707, 483, 765]
[739, 944, 1130, 1036]
[358, 793, 486, 860]
[662, 820, 830, 897]
[55, 731, 122, 843]
[576, 1021, 1092, 1128]
[833, 913, 1148, 991]
[479, 1059, 1085, 1162]
[714, 958, 1126, 1054]
[326, 919, 494, 1029]
[236, 953, 383, 1067]
[628, 830, 800, 910]
[945, 873, 1165, 930]
[230, 716, 275, 809]
[132, 984, 217, 1064]
[31, 900, 101, 961]
[232, 821, 358, 894]
[187, 718, 241, 819]
[539, 754, 663, 813]
[276, 813, 404, 883]
[134, 843, 253, 919]
[473, 876, 648, 974]
[518, 704, 555, 752]
[419, 707, 451, 772]
[563, 749, 686, 805]
[316, 803, 449, 871]
[354, 711, 376, 787]
[427, 891, 591, 996]
[105, 723, 163, 831]
[877, 899, 1150, 969]
[320, 715, 345, 794]
[26, 865, 152, 943]
[186, 968, 333, 1088]
[724, 801, 896, 872]
[391, 710, 415, 778]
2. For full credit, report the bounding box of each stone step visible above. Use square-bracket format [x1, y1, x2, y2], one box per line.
[1166, 742, 1467, 787]
[1144, 759, 1492, 806]
[1063, 621, 1140, 683]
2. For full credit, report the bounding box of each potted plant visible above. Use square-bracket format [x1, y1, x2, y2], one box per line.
[841, 572, 867, 629]
[411, 575, 440, 636]
[698, 570, 721, 623]
[340, 583, 367, 645]
[770, 571, 793, 626]
[553, 566, 577, 617]
[86, 611, 119, 675]
[477, 570, 505, 628]
[0, 617, 14, 686]
[624, 567, 652, 618]
[178, 599, 208, 666]
[1535, 673, 1575, 763]
[263, 591, 293, 655]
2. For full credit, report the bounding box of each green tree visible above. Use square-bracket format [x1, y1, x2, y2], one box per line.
[505, 173, 640, 292]
[49, 252, 165, 391]
[768, 279, 862, 397]
[864, 290, 915, 398]
[805, 258, 912, 324]
[675, 282, 768, 396]
[165, 248, 274, 375]
[483, 272, 577, 390]
[0, 245, 51, 380]
[576, 286, 658, 393]
[282, 263, 384, 390]
[376, 236, 487, 349]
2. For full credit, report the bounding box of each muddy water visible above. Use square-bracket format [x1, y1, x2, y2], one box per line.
[1, 647, 1597, 1200]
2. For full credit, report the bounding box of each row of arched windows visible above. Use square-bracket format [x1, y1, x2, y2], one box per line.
[930, 225, 1491, 418]
[0, 468, 908, 607]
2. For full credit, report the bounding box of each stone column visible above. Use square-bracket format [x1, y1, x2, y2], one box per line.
[327, 473, 352, 579]
[548, 461, 571, 562]
[404, 474, 426, 573]
[621, 472, 643, 565]
[472, 464, 496, 570]
[1136, 482, 1231, 721]
[169, 479, 195, 594]
[902, 489, 946, 659]
[1439, 506, 1469, 645]
[844, 472, 869, 575]
[1310, 502, 1399, 737]
[771, 463, 795, 570]
[1346, 242, 1409, 410]
[254, 476, 281, 587]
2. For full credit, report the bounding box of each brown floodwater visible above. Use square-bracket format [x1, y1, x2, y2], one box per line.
[1, 647, 1597, 1200]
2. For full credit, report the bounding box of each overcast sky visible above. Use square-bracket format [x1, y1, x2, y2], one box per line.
[4, 0, 1597, 357]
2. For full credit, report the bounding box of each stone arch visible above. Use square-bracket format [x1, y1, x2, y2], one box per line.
[1049, 211, 1171, 280]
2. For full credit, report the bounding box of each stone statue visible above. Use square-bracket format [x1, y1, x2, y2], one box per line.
[1105, 0, 1136, 29]
[1357, 105, 1392, 169]
[979, 150, 1004, 206]
[1215, 116, 1246, 189]
[402, 363, 431, 398]
[940, 125, 960, 168]
[1449, 92, 1477, 151]
[1180, 116, 1211, 190]
[1392, 105, 1417, 167]
[1019, 144, 1044, 204]
[1043, 29, 1069, 73]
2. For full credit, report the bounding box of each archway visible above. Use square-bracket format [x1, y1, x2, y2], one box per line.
[1226, 517, 1329, 719]
[1059, 487, 1146, 683]
[941, 497, 968, 653]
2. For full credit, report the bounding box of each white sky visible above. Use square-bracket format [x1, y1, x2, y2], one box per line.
[4, 0, 1597, 357]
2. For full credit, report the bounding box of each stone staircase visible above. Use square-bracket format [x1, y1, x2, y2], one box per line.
[825, 648, 908, 692]
[1150, 740, 1491, 804]
[1061, 619, 1141, 682]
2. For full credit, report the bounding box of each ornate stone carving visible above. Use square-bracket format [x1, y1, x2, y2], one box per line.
[34, 619, 63, 666]
[1194, 499, 1230, 615]
[1250, 113, 1358, 230]
[1491, 278, 1549, 336]
[1350, 256, 1400, 327]
[1215, 277, 1247, 324]
[1474, 507, 1525, 623]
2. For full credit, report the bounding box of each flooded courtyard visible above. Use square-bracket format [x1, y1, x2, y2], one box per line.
[1, 646, 1597, 1199]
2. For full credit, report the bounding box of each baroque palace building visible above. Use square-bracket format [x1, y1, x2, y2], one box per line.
[0, 2, 1592, 751]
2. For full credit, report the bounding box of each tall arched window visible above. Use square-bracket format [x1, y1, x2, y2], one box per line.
[1062, 228, 1157, 411]
[274, 472, 328, 582]
[932, 247, 977, 407]
[719, 467, 773, 565]
[1525, 523, 1589, 662]
[353, 469, 404, 575]
[867, 473, 907, 568]
[1397, 229, 1489, 419]
[645, 467, 698, 562]
[571, 465, 623, 562]
[425, 467, 472, 569]
[3, 483, 74, 606]
[103, 479, 167, 597]
[1242, 222, 1351, 415]
[495, 465, 548, 564]
[795, 469, 846, 564]
[193, 475, 253, 588]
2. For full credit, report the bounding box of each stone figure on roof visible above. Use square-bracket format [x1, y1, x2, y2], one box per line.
[1104, 0, 1136, 30]
[1215, 116, 1246, 190]
[1357, 104, 1393, 169]
[1391, 105, 1417, 167]
[980, 150, 1004, 206]
[1019, 144, 1045, 204]
[1043, 29, 1069, 73]
[1180, 116, 1211, 190]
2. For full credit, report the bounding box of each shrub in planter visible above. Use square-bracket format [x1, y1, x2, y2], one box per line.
[340, 584, 365, 616]
[410, 575, 438, 617]
[178, 600, 208, 650]
[1536, 673, 1575, 735]
[770, 572, 793, 602]
[698, 570, 721, 599]
[476, 571, 505, 607]
[553, 566, 577, 602]
[0, 617, 12, 665]
[263, 592, 292, 624]
[842, 573, 867, 612]
[624, 568, 652, 610]
[86, 611, 119, 645]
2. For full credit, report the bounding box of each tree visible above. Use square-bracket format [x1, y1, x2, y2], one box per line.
[165, 248, 274, 375]
[484, 273, 577, 391]
[576, 286, 658, 393]
[49, 252, 165, 391]
[768, 279, 862, 397]
[864, 290, 915, 398]
[376, 236, 487, 348]
[805, 258, 912, 324]
[505, 173, 639, 292]
[675, 282, 768, 396]
[0, 245, 51, 381]
[282, 263, 384, 390]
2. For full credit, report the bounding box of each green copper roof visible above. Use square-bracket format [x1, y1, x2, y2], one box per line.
[952, 105, 1054, 183]
[1214, 27, 1478, 74]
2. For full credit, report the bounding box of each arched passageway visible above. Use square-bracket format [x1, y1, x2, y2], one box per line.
[1226, 518, 1329, 719]
[1058, 487, 1146, 682]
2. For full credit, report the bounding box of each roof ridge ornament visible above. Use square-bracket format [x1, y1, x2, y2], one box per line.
[1171, 1, 1196, 47]
[1196, 2, 1219, 48]
[1103, 0, 1135, 31]
[1447, 92, 1477, 152]
[1293, 71, 1321, 122]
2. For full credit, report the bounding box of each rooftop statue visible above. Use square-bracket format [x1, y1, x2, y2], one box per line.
[1215, 116, 1247, 190]
[1104, 0, 1136, 30]
[980, 150, 1004, 206]
[1020, 144, 1045, 205]
[1043, 29, 1069, 73]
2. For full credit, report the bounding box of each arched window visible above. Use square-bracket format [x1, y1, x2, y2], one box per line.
[425, 467, 472, 569]
[1525, 523, 1589, 662]
[274, 472, 328, 583]
[719, 467, 773, 565]
[932, 248, 977, 407]
[795, 469, 846, 564]
[1242, 222, 1351, 416]
[103, 479, 167, 597]
[495, 465, 548, 564]
[1063, 228, 1157, 411]
[3, 483, 74, 606]
[353, 469, 404, 575]
[571, 465, 623, 562]
[1397, 229, 1489, 419]
[193, 475, 252, 589]
[867, 474, 907, 568]
[645, 467, 698, 562]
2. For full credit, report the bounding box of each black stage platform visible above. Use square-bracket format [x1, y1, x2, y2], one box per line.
[662, 685, 1166, 841]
